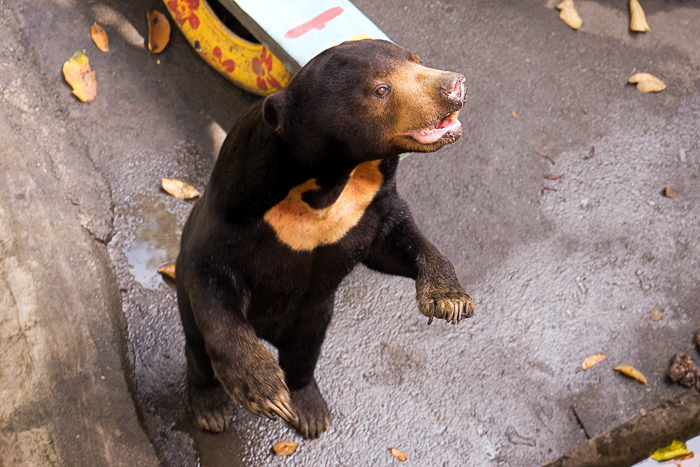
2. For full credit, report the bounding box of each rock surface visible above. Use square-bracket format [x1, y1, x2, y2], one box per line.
[0, 5, 158, 466]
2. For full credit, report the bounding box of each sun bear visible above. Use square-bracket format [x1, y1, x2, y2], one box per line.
[176, 39, 475, 439]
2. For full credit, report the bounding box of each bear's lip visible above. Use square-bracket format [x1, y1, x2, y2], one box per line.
[401, 111, 461, 145]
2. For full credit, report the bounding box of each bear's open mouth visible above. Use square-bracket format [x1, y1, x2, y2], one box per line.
[402, 111, 461, 145]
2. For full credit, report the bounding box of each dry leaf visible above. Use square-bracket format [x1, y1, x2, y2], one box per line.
[557, 0, 582, 30]
[663, 187, 679, 198]
[511, 110, 518, 118]
[536, 150, 556, 165]
[272, 441, 297, 456]
[628, 73, 666, 93]
[582, 354, 606, 370]
[62, 51, 97, 102]
[91, 22, 109, 52]
[147, 10, 171, 54]
[162, 178, 200, 199]
[680, 369, 697, 388]
[614, 364, 649, 386]
[650, 308, 663, 321]
[629, 0, 650, 32]
[668, 353, 694, 383]
[652, 440, 691, 461]
[390, 448, 408, 461]
[157, 264, 176, 280]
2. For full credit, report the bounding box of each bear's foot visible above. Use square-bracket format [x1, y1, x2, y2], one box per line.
[419, 291, 475, 325]
[189, 381, 234, 432]
[416, 273, 475, 325]
[290, 380, 330, 439]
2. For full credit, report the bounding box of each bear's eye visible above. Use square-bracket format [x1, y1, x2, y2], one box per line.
[374, 85, 390, 97]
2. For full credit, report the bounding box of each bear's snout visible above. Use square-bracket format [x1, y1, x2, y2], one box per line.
[440, 73, 467, 104]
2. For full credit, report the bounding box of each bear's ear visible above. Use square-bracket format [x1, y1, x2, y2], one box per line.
[262, 92, 285, 134]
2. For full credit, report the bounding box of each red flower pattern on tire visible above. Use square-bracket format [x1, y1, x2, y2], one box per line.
[213, 46, 235, 73]
[167, 0, 200, 30]
[253, 47, 282, 92]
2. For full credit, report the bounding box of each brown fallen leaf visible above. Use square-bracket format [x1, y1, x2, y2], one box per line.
[91, 22, 109, 53]
[629, 0, 650, 32]
[584, 146, 595, 160]
[663, 187, 679, 198]
[614, 364, 649, 386]
[680, 369, 696, 388]
[650, 308, 663, 321]
[628, 73, 666, 93]
[147, 10, 171, 54]
[62, 51, 97, 102]
[557, 0, 582, 30]
[582, 354, 606, 370]
[544, 174, 563, 180]
[668, 353, 694, 383]
[161, 178, 200, 199]
[390, 448, 408, 461]
[272, 441, 297, 456]
[157, 264, 176, 280]
[536, 150, 556, 165]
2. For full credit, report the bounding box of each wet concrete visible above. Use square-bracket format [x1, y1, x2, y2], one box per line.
[2, 0, 699, 465]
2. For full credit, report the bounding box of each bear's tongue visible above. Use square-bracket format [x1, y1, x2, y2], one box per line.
[403, 112, 461, 145]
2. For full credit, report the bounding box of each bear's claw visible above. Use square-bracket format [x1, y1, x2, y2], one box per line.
[422, 294, 475, 325]
[266, 398, 297, 424]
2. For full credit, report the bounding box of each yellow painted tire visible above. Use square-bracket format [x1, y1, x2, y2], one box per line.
[163, 0, 292, 96]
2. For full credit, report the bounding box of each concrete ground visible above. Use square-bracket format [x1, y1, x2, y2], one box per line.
[0, 0, 698, 466]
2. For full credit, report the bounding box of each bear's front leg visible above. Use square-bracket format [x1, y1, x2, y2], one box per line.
[208, 325, 297, 422]
[182, 278, 297, 429]
[363, 200, 475, 324]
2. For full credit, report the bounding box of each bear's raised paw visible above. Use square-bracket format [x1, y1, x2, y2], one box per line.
[418, 290, 475, 325]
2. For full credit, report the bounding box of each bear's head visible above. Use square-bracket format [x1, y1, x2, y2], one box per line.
[263, 39, 467, 162]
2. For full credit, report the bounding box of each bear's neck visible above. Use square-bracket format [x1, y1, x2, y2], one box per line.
[300, 161, 357, 210]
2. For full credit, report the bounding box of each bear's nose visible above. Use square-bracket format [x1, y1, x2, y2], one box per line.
[441, 73, 466, 102]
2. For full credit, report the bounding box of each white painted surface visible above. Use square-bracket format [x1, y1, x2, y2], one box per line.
[230, 0, 390, 68]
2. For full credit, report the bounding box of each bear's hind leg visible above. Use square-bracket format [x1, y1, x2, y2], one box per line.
[179, 283, 233, 432]
[186, 344, 234, 433]
[289, 379, 329, 439]
[275, 297, 334, 439]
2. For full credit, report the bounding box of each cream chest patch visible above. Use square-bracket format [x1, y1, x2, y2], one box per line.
[263, 160, 383, 251]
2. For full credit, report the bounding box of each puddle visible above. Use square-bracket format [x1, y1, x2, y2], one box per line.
[125, 197, 181, 290]
[633, 436, 700, 467]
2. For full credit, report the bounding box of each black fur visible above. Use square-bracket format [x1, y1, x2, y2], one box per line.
[176, 39, 475, 439]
